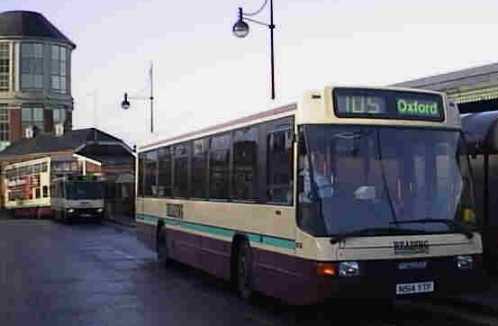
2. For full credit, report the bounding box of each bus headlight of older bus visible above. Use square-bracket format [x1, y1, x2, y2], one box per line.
[456, 255, 473, 270]
[316, 261, 360, 277]
[67, 208, 75, 214]
[97, 208, 104, 213]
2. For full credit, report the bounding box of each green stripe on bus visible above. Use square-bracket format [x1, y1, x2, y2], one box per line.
[135, 213, 295, 250]
[248, 234, 263, 243]
[262, 236, 296, 250]
[181, 221, 236, 238]
[136, 214, 157, 225]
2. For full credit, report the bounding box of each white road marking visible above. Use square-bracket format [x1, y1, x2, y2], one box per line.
[113, 249, 136, 260]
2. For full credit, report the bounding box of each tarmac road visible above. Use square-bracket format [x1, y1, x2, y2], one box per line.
[0, 219, 495, 326]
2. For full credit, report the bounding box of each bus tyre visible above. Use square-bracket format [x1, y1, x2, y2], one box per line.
[236, 240, 253, 301]
[157, 227, 170, 267]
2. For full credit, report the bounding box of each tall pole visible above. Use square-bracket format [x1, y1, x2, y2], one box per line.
[233, 0, 276, 99]
[149, 62, 154, 133]
[484, 154, 489, 231]
[269, 0, 275, 100]
[93, 90, 98, 129]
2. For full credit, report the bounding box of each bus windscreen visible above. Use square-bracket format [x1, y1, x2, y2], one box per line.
[65, 181, 104, 200]
[334, 88, 444, 121]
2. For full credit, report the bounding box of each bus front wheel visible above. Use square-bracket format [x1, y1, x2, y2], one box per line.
[236, 239, 254, 301]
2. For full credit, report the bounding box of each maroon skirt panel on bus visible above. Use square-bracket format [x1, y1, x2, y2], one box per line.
[167, 228, 233, 281]
[136, 221, 332, 305]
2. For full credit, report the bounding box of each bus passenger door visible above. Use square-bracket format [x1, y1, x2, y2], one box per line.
[252, 117, 298, 298]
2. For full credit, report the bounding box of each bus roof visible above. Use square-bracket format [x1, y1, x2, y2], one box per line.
[139, 86, 454, 153]
[4, 156, 50, 170]
[140, 103, 296, 152]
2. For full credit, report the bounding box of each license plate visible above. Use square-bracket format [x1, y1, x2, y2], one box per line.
[81, 214, 92, 217]
[396, 281, 434, 295]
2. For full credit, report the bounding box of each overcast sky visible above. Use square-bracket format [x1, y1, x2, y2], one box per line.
[3, 0, 498, 146]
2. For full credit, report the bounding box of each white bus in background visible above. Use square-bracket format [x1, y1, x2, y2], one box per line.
[135, 86, 486, 305]
[3, 154, 102, 218]
[51, 175, 105, 222]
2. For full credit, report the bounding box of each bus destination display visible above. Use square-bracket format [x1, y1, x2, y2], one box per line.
[334, 88, 444, 121]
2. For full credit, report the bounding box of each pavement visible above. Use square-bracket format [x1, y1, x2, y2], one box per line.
[2, 213, 498, 324]
[7, 219, 477, 326]
[104, 214, 136, 228]
[448, 274, 498, 315]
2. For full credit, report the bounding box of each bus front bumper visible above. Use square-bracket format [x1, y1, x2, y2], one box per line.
[66, 208, 104, 219]
[299, 256, 489, 304]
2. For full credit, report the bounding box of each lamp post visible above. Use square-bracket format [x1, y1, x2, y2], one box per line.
[121, 62, 155, 133]
[232, 0, 276, 100]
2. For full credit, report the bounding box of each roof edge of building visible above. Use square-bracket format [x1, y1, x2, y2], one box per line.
[393, 62, 498, 89]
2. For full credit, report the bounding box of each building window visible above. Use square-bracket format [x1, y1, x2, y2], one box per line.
[53, 107, 66, 125]
[22, 106, 44, 134]
[0, 43, 9, 92]
[51, 45, 67, 93]
[21, 43, 44, 90]
[0, 104, 9, 141]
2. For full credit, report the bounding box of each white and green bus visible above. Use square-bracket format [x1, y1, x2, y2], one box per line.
[135, 86, 485, 305]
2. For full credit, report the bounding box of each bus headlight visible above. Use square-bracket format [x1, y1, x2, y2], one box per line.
[67, 208, 75, 214]
[457, 255, 473, 270]
[97, 208, 104, 213]
[338, 261, 360, 277]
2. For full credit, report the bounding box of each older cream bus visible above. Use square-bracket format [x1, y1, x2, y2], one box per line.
[135, 86, 485, 305]
[3, 157, 51, 217]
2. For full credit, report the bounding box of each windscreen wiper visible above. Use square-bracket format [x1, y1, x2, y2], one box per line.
[330, 227, 427, 244]
[389, 219, 473, 239]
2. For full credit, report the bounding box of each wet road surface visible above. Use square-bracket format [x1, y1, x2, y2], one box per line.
[0, 220, 493, 326]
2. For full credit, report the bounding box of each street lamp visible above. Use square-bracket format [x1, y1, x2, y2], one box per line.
[232, 0, 276, 100]
[121, 62, 155, 133]
[121, 93, 130, 110]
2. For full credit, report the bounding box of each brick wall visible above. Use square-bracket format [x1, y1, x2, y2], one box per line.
[9, 108, 21, 142]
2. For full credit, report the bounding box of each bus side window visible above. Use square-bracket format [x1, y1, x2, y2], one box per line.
[173, 142, 191, 198]
[144, 150, 159, 197]
[138, 153, 146, 197]
[209, 133, 231, 200]
[232, 127, 258, 201]
[43, 186, 48, 198]
[35, 187, 41, 199]
[267, 127, 293, 205]
[158, 147, 173, 197]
